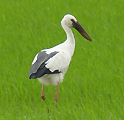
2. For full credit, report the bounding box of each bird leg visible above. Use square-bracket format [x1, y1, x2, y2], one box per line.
[41, 84, 45, 100]
[55, 82, 59, 106]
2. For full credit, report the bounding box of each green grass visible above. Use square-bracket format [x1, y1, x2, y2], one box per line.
[0, 0, 124, 119]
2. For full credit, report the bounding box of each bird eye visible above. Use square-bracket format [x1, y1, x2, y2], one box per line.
[71, 19, 75, 23]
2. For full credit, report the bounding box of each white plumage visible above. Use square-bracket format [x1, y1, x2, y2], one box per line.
[28, 14, 91, 105]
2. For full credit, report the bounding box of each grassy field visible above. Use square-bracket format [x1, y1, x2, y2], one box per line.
[0, 0, 124, 119]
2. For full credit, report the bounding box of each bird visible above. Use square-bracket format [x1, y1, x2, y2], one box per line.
[28, 14, 92, 106]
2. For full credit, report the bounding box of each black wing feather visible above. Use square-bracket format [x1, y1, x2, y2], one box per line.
[28, 51, 60, 79]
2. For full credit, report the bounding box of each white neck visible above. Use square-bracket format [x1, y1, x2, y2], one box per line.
[61, 22, 75, 56]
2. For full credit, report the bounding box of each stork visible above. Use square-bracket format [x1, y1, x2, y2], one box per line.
[28, 14, 92, 106]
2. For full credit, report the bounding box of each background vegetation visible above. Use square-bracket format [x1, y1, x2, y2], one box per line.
[0, 0, 124, 119]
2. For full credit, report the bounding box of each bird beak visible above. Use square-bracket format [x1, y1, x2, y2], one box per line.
[73, 22, 92, 41]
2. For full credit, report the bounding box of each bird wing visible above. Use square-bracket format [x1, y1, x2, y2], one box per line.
[28, 50, 59, 79]
[45, 50, 71, 74]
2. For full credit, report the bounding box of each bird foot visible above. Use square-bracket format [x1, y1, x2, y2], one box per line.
[41, 95, 45, 100]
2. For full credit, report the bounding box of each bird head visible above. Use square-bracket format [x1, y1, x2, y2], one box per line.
[61, 14, 92, 41]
